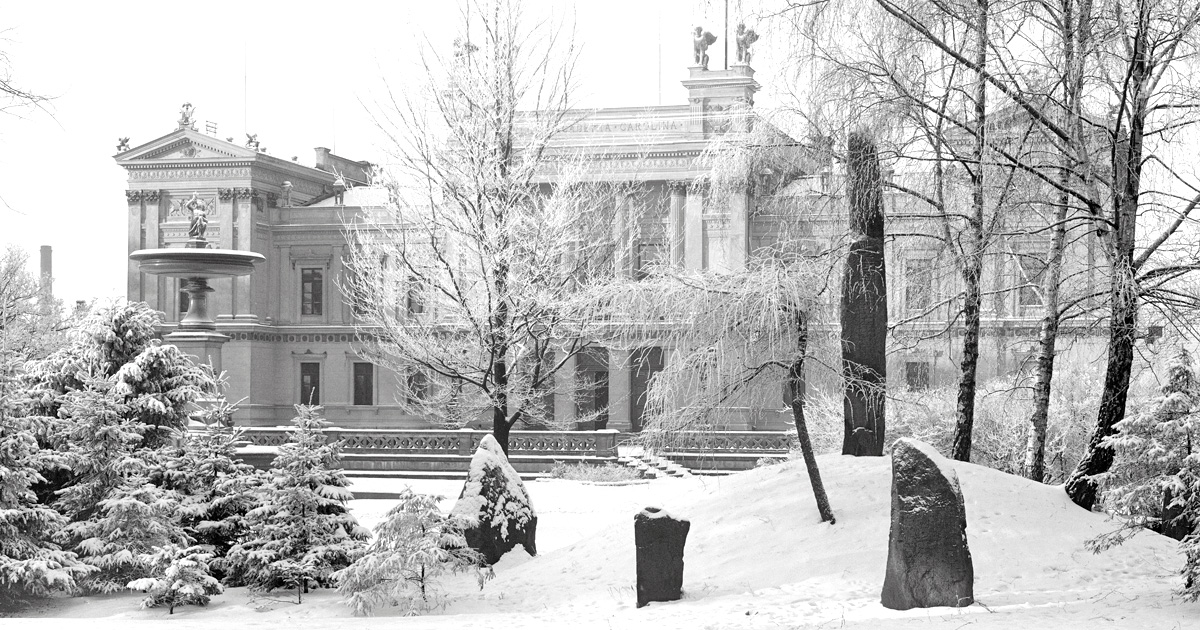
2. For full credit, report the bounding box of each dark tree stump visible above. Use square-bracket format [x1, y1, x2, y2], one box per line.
[634, 507, 690, 608]
[841, 130, 887, 457]
[881, 438, 974, 610]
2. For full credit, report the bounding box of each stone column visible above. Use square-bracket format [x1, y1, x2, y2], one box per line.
[144, 190, 163, 311]
[554, 350, 578, 427]
[234, 188, 257, 321]
[613, 192, 632, 278]
[330, 244, 346, 324]
[728, 185, 749, 272]
[668, 182, 686, 266]
[126, 191, 143, 301]
[684, 182, 705, 270]
[607, 349, 632, 432]
[278, 245, 292, 323]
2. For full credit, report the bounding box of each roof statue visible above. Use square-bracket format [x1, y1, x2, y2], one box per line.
[282, 181, 293, 207]
[178, 103, 196, 130]
[333, 172, 347, 205]
[116, 137, 130, 152]
[693, 26, 718, 70]
[736, 23, 759, 64]
[246, 133, 260, 152]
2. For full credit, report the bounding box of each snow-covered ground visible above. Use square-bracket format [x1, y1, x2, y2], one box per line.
[8, 454, 1196, 629]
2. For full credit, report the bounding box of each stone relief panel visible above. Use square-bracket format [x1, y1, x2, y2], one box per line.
[168, 193, 218, 218]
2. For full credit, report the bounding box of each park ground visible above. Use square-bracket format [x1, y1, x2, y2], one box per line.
[7, 453, 1195, 630]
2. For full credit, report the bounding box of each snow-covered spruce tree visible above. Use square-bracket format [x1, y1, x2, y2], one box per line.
[225, 405, 368, 602]
[127, 544, 223, 614]
[1089, 347, 1200, 599]
[22, 301, 218, 511]
[0, 411, 92, 610]
[334, 489, 487, 616]
[1099, 349, 1200, 538]
[64, 476, 190, 594]
[151, 403, 264, 579]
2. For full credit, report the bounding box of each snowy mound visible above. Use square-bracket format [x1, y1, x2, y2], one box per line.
[446, 454, 1185, 629]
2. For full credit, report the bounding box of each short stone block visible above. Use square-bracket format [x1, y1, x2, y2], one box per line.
[635, 506, 689, 608]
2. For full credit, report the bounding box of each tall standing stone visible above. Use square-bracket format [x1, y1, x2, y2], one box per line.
[841, 130, 887, 456]
[634, 507, 690, 608]
[882, 438, 974, 609]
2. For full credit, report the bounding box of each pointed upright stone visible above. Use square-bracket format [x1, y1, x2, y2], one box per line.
[882, 438, 974, 610]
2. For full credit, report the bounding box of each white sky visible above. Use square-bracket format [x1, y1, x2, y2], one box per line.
[0, 0, 789, 305]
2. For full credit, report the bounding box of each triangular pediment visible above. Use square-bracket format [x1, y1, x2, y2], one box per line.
[115, 129, 258, 162]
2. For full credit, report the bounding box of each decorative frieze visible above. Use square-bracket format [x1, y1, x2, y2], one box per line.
[128, 167, 253, 181]
[126, 189, 162, 202]
[218, 188, 235, 201]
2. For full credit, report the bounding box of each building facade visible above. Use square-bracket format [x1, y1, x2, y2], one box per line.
[117, 62, 1105, 431]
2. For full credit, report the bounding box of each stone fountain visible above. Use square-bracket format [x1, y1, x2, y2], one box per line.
[128, 194, 264, 373]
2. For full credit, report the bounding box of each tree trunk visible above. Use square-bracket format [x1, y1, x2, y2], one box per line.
[1024, 199, 1067, 481]
[789, 308, 836, 524]
[840, 131, 887, 457]
[950, 0, 988, 462]
[1024, 0, 1086, 482]
[1065, 10, 1148, 509]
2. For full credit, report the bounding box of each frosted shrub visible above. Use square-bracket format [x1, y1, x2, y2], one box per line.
[886, 365, 1101, 482]
[334, 489, 488, 616]
[127, 545, 222, 614]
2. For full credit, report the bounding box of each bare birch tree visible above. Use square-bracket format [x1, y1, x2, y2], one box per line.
[343, 0, 632, 455]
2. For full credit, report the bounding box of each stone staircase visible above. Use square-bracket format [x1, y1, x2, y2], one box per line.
[617, 447, 693, 479]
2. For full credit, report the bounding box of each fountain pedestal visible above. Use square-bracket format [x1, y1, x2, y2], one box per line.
[129, 247, 264, 374]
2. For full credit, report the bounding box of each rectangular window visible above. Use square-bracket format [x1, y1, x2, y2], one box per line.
[300, 362, 321, 405]
[905, 361, 930, 391]
[352, 363, 374, 406]
[407, 369, 429, 405]
[178, 288, 190, 320]
[301, 268, 323, 316]
[904, 258, 933, 314]
[406, 276, 425, 315]
[1016, 255, 1046, 310]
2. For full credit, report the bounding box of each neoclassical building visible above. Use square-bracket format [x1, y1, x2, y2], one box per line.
[117, 61, 1105, 431]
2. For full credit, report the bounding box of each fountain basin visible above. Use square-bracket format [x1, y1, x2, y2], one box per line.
[129, 248, 265, 278]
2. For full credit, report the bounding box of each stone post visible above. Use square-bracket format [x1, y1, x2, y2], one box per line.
[635, 507, 690, 608]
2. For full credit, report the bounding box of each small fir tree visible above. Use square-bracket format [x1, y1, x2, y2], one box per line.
[334, 489, 487, 616]
[64, 477, 190, 594]
[127, 545, 223, 614]
[152, 404, 263, 580]
[225, 406, 369, 602]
